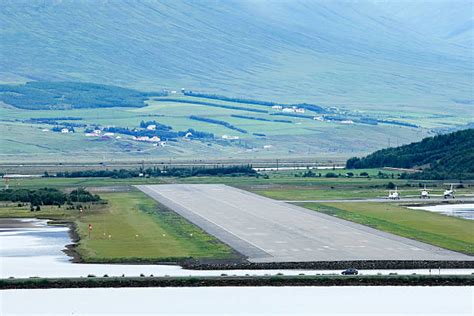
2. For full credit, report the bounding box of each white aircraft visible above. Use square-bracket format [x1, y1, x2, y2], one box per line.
[443, 184, 456, 199]
[388, 187, 400, 200]
[419, 185, 430, 199]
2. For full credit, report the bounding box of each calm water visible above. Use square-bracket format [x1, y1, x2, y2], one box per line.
[409, 203, 474, 220]
[1, 287, 473, 315]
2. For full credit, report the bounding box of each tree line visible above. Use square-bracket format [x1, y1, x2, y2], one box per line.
[53, 165, 257, 179]
[0, 81, 166, 110]
[0, 187, 101, 206]
[189, 115, 248, 134]
[346, 129, 474, 180]
[154, 98, 268, 114]
[183, 91, 327, 113]
[231, 114, 292, 124]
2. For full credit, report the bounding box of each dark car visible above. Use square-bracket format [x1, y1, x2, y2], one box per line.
[341, 268, 358, 275]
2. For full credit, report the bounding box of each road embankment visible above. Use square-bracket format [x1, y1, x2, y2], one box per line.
[1, 275, 473, 289]
[181, 259, 474, 270]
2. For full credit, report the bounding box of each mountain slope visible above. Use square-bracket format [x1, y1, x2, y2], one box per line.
[346, 128, 474, 179]
[1, 0, 472, 113]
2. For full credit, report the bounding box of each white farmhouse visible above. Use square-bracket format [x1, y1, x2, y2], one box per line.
[85, 132, 99, 137]
[149, 136, 161, 142]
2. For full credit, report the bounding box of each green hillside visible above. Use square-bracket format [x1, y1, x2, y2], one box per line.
[346, 129, 474, 179]
[0, 81, 429, 162]
[1, 0, 472, 114]
[0, 1, 473, 162]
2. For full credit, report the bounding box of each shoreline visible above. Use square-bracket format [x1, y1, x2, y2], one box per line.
[3, 217, 474, 270]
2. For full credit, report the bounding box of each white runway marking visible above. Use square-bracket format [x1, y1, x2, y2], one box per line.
[136, 184, 474, 262]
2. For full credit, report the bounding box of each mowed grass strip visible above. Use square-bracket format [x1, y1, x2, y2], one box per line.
[254, 187, 390, 200]
[0, 191, 235, 262]
[75, 191, 234, 262]
[302, 202, 474, 255]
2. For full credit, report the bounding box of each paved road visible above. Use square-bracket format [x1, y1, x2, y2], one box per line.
[136, 184, 473, 263]
[281, 197, 474, 203]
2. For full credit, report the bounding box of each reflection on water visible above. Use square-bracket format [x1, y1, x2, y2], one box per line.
[0, 218, 70, 257]
[2, 287, 473, 315]
[0, 218, 321, 278]
[409, 203, 474, 220]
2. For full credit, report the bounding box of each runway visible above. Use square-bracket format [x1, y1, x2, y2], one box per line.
[136, 184, 473, 263]
[281, 197, 474, 203]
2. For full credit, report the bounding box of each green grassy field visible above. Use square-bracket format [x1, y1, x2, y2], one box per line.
[0, 93, 429, 162]
[6, 168, 471, 197]
[301, 202, 474, 255]
[0, 190, 235, 262]
[2, 170, 473, 261]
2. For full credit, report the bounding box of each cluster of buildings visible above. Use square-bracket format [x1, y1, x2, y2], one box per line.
[271, 105, 305, 113]
[84, 129, 115, 137]
[133, 135, 161, 142]
[312, 116, 354, 124]
[132, 136, 166, 147]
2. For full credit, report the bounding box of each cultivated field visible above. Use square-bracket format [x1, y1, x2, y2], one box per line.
[0, 93, 443, 163]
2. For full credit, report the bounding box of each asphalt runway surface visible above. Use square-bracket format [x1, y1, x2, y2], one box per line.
[281, 197, 474, 203]
[136, 184, 473, 263]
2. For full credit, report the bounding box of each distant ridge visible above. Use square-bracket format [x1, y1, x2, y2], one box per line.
[1, 0, 472, 110]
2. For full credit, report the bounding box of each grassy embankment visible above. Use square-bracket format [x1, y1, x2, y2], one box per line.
[0, 190, 235, 262]
[301, 202, 474, 255]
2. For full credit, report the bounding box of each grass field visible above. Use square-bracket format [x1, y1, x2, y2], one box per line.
[2, 171, 473, 261]
[0, 190, 235, 262]
[6, 168, 472, 197]
[0, 93, 430, 162]
[301, 202, 474, 255]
